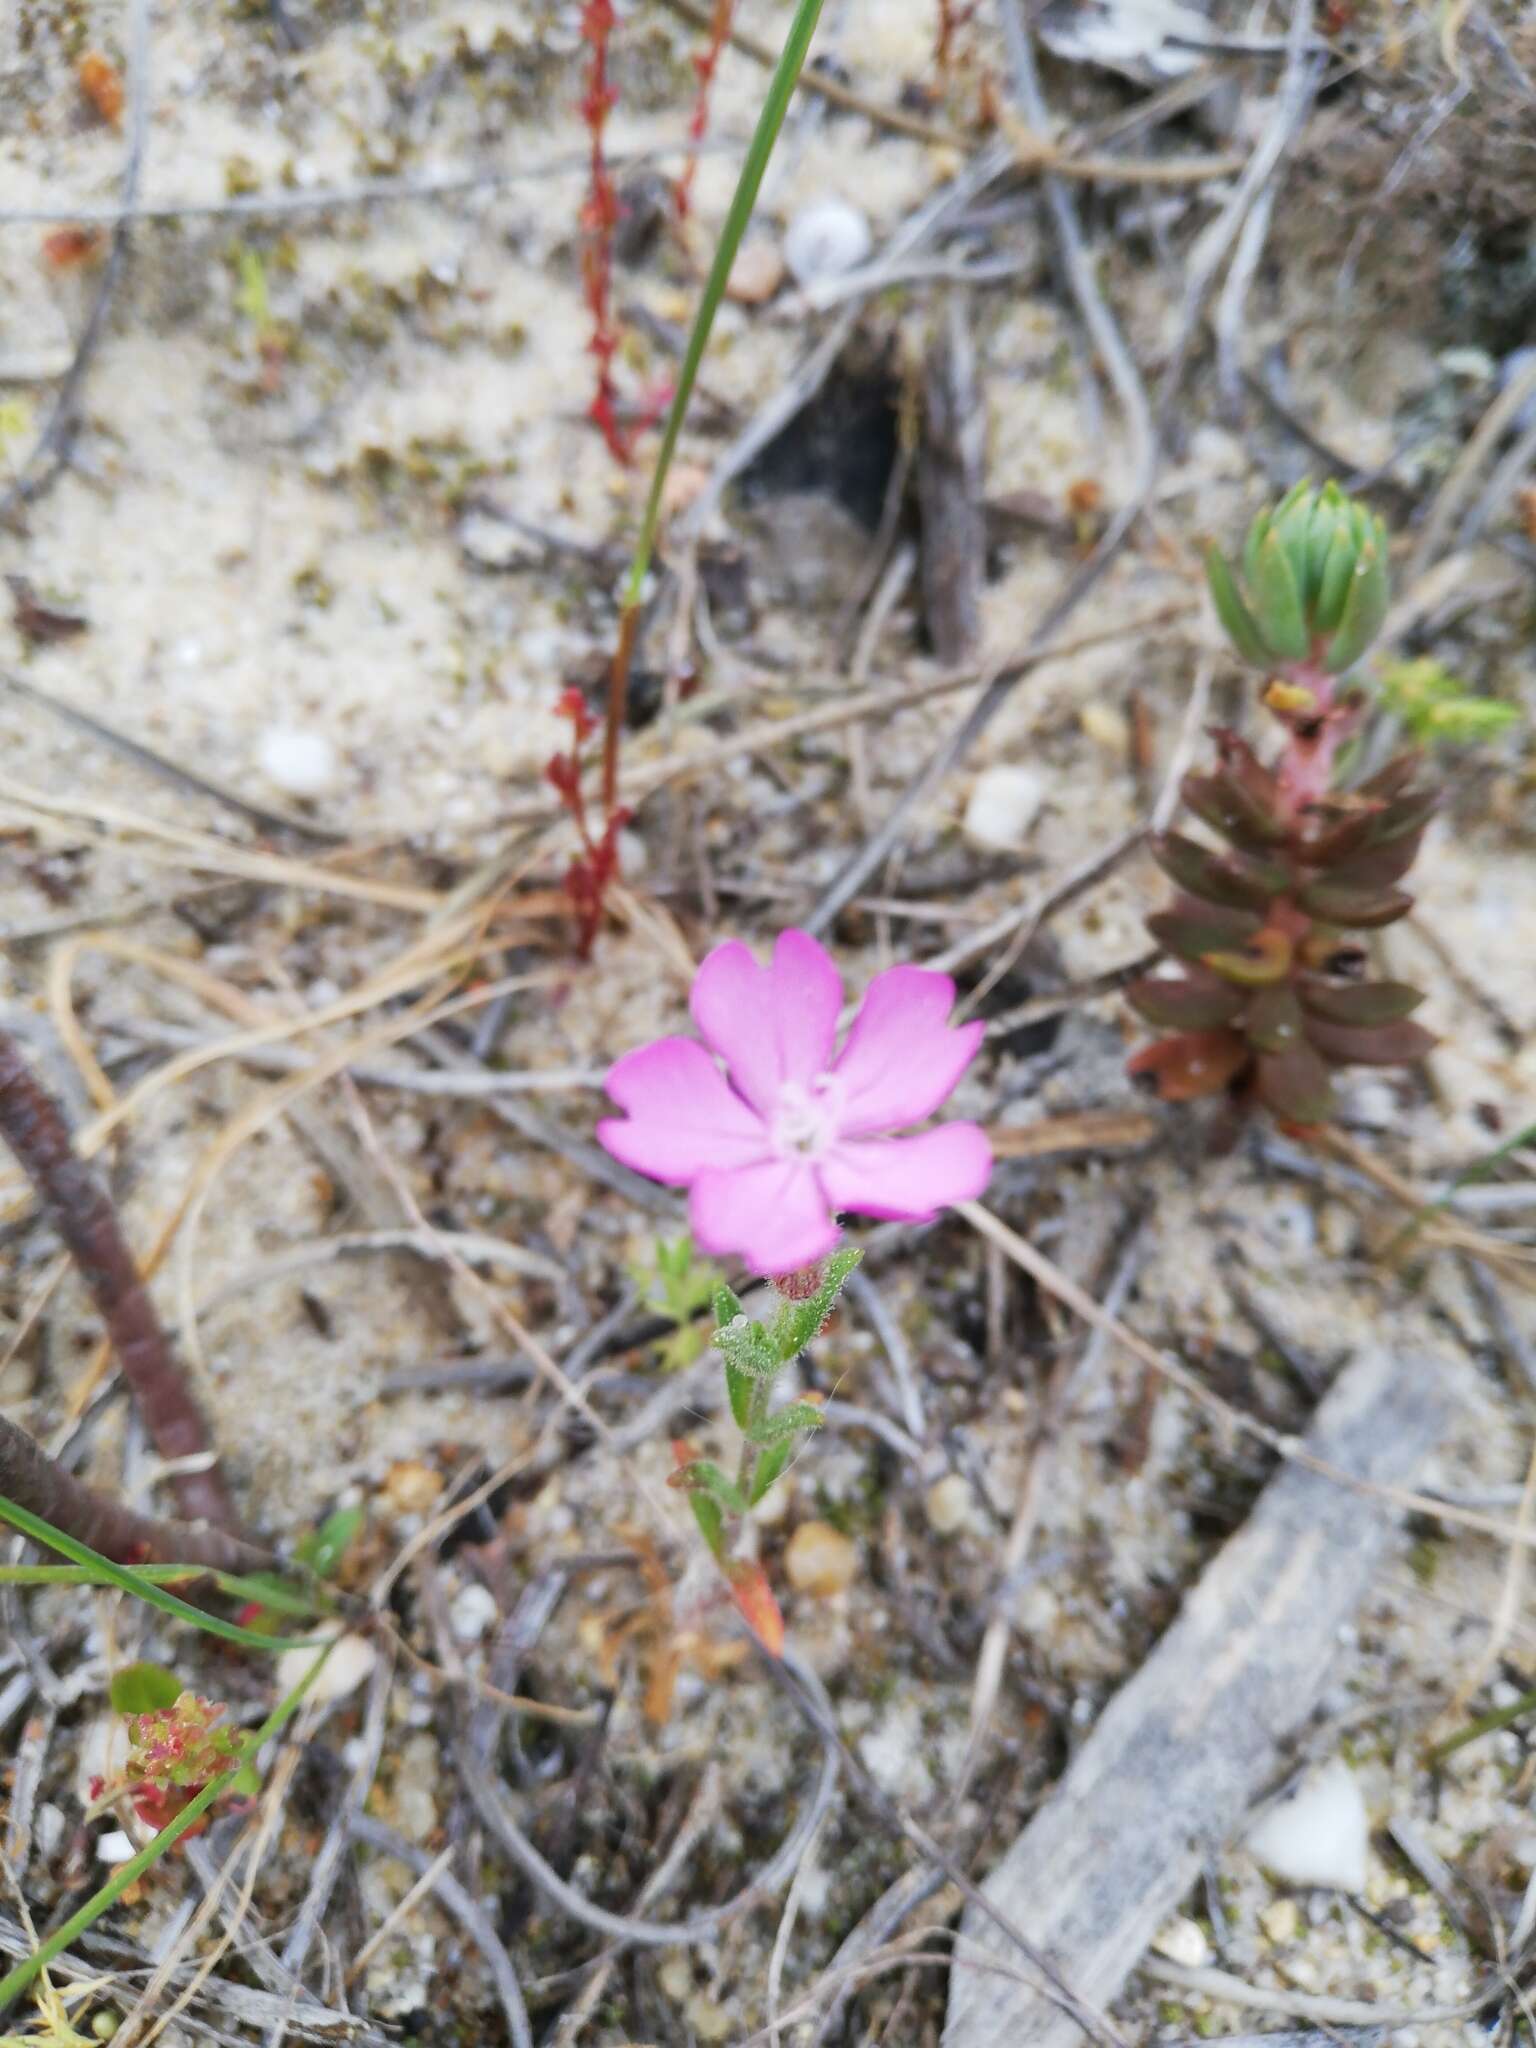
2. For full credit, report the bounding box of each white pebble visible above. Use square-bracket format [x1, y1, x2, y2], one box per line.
[1151, 1914, 1211, 1969]
[277, 1630, 377, 1706]
[925, 1472, 973, 1536]
[1246, 1758, 1369, 1892]
[783, 198, 872, 286]
[449, 1582, 500, 1645]
[963, 765, 1046, 853]
[257, 726, 338, 798]
[96, 1830, 135, 1865]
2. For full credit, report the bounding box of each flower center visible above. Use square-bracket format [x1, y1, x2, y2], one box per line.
[771, 1074, 842, 1159]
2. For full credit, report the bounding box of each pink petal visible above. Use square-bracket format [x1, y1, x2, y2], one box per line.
[832, 966, 985, 1135]
[690, 929, 843, 1118]
[689, 1158, 842, 1275]
[597, 1038, 772, 1183]
[818, 1124, 993, 1221]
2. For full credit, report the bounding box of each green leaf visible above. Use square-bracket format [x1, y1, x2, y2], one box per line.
[748, 1439, 797, 1507]
[109, 1661, 184, 1716]
[671, 1459, 748, 1517]
[295, 1504, 364, 1581]
[1250, 528, 1310, 662]
[745, 1401, 825, 1447]
[1205, 546, 1271, 666]
[688, 1490, 726, 1560]
[767, 1246, 862, 1362]
[726, 1357, 755, 1432]
[1324, 528, 1388, 672]
[0, 1490, 327, 1652]
[715, 1311, 779, 1378]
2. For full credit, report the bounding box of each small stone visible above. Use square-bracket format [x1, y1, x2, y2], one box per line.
[1260, 1896, 1300, 1944]
[963, 764, 1046, 853]
[383, 1459, 445, 1516]
[783, 198, 872, 286]
[1151, 1914, 1211, 1968]
[1080, 701, 1131, 757]
[277, 1630, 377, 1707]
[257, 726, 338, 798]
[96, 1830, 135, 1865]
[925, 1472, 973, 1536]
[449, 1581, 499, 1644]
[726, 239, 786, 305]
[1246, 1758, 1369, 1892]
[784, 1520, 858, 1597]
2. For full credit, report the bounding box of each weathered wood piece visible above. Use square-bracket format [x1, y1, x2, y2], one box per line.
[918, 294, 986, 667]
[945, 1343, 1457, 2047]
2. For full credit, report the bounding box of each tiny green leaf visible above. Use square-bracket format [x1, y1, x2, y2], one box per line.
[109, 1661, 184, 1716]
[688, 1491, 726, 1559]
[671, 1459, 748, 1517]
[745, 1401, 826, 1447]
[726, 1357, 755, 1432]
[749, 1439, 797, 1506]
[1250, 528, 1310, 662]
[768, 1246, 862, 1361]
[295, 1504, 364, 1580]
[715, 1312, 779, 1378]
[1205, 546, 1271, 666]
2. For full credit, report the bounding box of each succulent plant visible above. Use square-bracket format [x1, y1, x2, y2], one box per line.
[1130, 482, 1435, 1130]
[1128, 733, 1436, 1125]
[1205, 479, 1389, 677]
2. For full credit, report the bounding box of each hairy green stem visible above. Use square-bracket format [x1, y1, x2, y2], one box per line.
[734, 1372, 772, 1518]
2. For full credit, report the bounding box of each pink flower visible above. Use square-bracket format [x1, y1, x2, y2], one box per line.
[597, 930, 992, 1274]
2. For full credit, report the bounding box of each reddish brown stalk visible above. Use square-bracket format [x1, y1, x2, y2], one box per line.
[580, 0, 633, 465]
[546, 681, 631, 957]
[0, 1029, 238, 1533]
[0, 1412, 270, 1572]
[673, 0, 735, 221]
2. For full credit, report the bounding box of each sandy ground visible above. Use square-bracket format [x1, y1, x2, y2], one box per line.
[2, 0, 1536, 2042]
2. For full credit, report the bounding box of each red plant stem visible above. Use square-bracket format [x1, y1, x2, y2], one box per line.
[1274, 660, 1349, 821]
[0, 1412, 270, 1572]
[674, 0, 735, 220]
[0, 1030, 239, 1534]
[580, 0, 632, 465]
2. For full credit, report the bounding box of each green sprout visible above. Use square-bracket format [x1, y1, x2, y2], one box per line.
[1206, 479, 1389, 675]
[1371, 656, 1519, 748]
[630, 1233, 723, 1371]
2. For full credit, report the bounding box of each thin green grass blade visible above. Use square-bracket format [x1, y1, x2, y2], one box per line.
[0, 1641, 335, 2010]
[0, 1491, 325, 1651]
[0, 1563, 320, 1617]
[622, 0, 826, 608]
[1384, 1117, 1536, 1262]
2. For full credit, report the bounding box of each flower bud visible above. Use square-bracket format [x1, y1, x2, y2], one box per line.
[1207, 480, 1389, 675]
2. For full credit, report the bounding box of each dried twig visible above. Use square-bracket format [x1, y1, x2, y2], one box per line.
[0, 1028, 237, 1532]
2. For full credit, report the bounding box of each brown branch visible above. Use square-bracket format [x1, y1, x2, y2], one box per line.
[0, 1028, 238, 1532]
[0, 1412, 269, 1573]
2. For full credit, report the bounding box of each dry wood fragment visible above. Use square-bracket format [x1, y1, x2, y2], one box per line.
[988, 1110, 1160, 1160]
[918, 296, 986, 668]
[944, 1342, 1457, 2047]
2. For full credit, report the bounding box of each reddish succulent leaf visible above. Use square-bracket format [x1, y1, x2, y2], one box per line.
[727, 1560, 784, 1657]
[1367, 787, 1438, 845]
[1127, 1029, 1248, 1102]
[1212, 728, 1283, 814]
[1295, 880, 1413, 928]
[1256, 1043, 1336, 1124]
[1301, 1016, 1436, 1066]
[1126, 974, 1245, 1031]
[1182, 772, 1285, 852]
[1245, 985, 1305, 1053]
[1201, 926, 1294, 987]
[1328, 832, 1423, 890]
[1147, 906, 1263, 961]
[1150, 833, 1284, 912]
[1357, 751, 1424, 801]
[1296, 976, 1426, 1025]
[1295, 799, 1384, 866]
